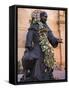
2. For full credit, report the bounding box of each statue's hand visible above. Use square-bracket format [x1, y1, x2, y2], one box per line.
[57, 38, 63, 43]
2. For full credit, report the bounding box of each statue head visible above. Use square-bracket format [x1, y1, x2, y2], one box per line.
[40, 11, 48, 24]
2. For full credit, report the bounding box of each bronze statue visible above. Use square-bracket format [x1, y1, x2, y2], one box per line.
[21, 11, 62, 82]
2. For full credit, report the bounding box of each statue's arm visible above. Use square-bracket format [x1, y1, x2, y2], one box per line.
[47, 30, 59, 48]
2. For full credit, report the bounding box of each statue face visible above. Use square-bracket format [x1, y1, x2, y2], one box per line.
[40, 15, 47, 23]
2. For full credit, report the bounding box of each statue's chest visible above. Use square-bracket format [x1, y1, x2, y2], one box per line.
[33, 22, 48, 43]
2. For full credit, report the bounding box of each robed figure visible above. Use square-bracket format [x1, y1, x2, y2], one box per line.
[21, 11, 62, 82]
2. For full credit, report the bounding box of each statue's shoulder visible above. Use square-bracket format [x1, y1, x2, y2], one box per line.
[29, 22, 39, 31]
[30, 21, 44, 30]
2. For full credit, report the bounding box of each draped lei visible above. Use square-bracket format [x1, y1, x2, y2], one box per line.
[37, 21, 55, 69]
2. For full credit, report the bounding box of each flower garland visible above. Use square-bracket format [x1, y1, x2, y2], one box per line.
[38, 23, 56, 69]
[30, 10, 56, 69]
